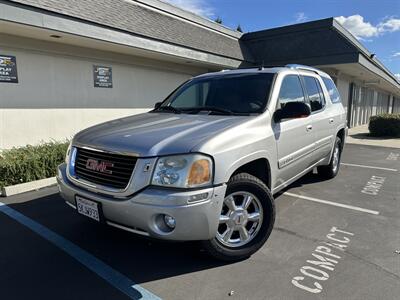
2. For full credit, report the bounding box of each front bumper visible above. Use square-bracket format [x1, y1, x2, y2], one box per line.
[57, 163, 226, 241]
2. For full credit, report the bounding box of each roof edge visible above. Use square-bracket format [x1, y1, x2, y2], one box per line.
[135, 0, 242, 39]
[241, 18, 334, 41]
[331, 18, 400, 85]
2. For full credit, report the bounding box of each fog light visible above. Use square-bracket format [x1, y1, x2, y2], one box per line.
[164, 215, 176, 229]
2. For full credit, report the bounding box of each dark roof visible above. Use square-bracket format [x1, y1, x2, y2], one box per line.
[8, 0, 245, 61]
[242, 18, 399, 86]
[242, 18, 361, 66]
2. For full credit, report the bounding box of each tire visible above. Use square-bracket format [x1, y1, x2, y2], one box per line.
[202, 173, 275, 261]
[317, 136, 342, 179]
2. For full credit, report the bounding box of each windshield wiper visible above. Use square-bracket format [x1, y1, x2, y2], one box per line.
[184, 106, 234, 115]
[153, 105, 182, 114]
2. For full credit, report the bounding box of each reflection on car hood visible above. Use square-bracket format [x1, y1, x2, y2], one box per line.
[73, 112, 252, 156]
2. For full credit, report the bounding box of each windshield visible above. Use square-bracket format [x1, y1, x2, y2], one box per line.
[156, 73, 275, 115]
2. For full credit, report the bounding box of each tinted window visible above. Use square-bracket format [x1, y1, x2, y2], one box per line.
[278, 75, 305, 108]
[170, 82, 209, 108]
[322, 77, 341, 104]
[163, 73, 275, 114]
[303, 76, 325, 112]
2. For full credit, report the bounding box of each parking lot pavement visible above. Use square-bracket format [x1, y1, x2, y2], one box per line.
[0, 144, 399, 300]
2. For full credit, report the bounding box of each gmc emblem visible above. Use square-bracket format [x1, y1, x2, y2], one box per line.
[85, 159, 114, 174]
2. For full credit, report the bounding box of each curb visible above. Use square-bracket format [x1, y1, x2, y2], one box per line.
[1, 177, 57, 197]
[346, 137, 400, 149]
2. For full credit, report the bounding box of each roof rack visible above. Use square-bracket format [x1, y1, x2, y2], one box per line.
[285, 64, 320, 74]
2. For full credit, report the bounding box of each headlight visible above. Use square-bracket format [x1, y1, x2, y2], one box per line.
[65, 141, 72, 164]
[65, 142, 77, 177]
[152, 154, 213, 188]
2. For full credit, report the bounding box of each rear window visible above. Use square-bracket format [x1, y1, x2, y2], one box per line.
[322, 77, 341, 104]
[303, 76, 325, 112]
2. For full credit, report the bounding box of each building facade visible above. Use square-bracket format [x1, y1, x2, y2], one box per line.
[1, 0, 399, 149]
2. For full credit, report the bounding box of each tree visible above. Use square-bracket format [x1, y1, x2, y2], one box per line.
[215, 16, 222, 24]
[236, 24, 243, 32]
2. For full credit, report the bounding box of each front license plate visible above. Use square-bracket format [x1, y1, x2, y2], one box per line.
[76, 196, 100, 222]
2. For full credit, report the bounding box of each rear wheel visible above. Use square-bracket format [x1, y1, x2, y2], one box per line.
[202, 173, 275, 261]
[317, 136, 342, 179]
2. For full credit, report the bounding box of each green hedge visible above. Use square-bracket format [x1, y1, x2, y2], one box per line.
[0, 141, 69, 189]
[368, 113, 400, 137]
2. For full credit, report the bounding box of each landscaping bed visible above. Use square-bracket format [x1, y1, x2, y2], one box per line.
[368, 113, 400, 137]
[0, 141, 69, 190]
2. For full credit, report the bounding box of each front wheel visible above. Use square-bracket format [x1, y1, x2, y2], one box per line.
[202, 173, 275, 261]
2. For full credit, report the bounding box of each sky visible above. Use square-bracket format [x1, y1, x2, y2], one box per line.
[162, 0, 400, 80]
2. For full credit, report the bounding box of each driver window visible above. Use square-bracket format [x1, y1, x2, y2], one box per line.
[278, 75, 305, 109]
[172, 82, 209, 108]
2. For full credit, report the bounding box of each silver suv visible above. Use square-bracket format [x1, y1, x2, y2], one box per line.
[57, 65, 347, 260]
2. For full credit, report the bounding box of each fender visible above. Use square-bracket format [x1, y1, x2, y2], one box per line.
[223, 150, 273, 184]
[327, 125, 347, 163]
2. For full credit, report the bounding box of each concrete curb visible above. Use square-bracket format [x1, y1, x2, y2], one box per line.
[1, 177, 57, 197]
[346, 137, 400, 149]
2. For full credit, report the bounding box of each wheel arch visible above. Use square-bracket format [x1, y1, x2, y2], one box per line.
[336, 127, 346, 151]
[225, 154, 272, 189]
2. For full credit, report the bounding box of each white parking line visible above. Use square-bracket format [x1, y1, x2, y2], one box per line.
[341, 163, 397, 172]
[283, 192, 380, 215]
[0, 202, 161, 300]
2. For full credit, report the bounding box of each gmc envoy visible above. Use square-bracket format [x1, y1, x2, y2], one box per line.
[57, 64, 347, 260]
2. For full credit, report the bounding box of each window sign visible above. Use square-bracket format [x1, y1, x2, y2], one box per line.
[93, 65, 112, 88]
[0, 55, 18, 83]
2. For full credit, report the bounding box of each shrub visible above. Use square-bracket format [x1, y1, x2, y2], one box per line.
[0, 141, 69, 189]
[368, 113, 400, 137]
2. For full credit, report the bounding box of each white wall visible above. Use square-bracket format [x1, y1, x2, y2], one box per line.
[0, 35, 209, 149]
[335, 77, 350, 111]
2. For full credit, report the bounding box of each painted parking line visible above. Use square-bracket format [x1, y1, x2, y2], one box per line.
[283, 192, 380, 215]
[341, 162, 398, 172]
[0, 202, 161, 300]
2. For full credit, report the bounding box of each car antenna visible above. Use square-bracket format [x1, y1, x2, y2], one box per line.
[258, 60, 264, 71]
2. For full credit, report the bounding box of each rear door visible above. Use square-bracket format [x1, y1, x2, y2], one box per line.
[272, 74, 316, 187]
[302, 75, 334, 162]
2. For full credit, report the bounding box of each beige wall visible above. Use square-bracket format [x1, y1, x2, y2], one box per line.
[335, 77, 350, 111]
[0, 35, 209, 149]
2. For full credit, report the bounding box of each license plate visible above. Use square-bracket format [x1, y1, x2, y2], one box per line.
[76, 196, 100, 222]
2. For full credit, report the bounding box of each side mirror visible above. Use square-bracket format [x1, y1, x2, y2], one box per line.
[154, 102, 162, 109]
[274, 102, 311, 122]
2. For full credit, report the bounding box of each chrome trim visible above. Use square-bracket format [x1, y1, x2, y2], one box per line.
[278, 143, 316, 169]
[106, 221, 150, 236]
[315, 135, 333, 149]
[273, 157, 326, 194]
[73, 142, 140, 157]
[65, 201, 77, 209]
[66, 145, 138, 195]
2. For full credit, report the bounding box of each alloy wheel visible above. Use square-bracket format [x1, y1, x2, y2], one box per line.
[216, 191, 263, 248]
[332, 144, 340, 173]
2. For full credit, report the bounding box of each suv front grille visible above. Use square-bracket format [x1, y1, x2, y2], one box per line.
[74, 147, 137, 190]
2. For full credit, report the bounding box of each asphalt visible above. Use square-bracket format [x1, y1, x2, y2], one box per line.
[0, 144, 399, 300]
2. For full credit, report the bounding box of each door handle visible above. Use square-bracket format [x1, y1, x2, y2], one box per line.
[306, 125, 313, 131]
[329, 118, 334, 124]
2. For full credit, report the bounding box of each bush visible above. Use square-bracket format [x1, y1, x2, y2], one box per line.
[368, 113, 400, 137]
[0, 141, 69, 189]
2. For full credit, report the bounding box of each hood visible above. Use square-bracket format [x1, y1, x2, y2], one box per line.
[73, 112, 252, 157]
